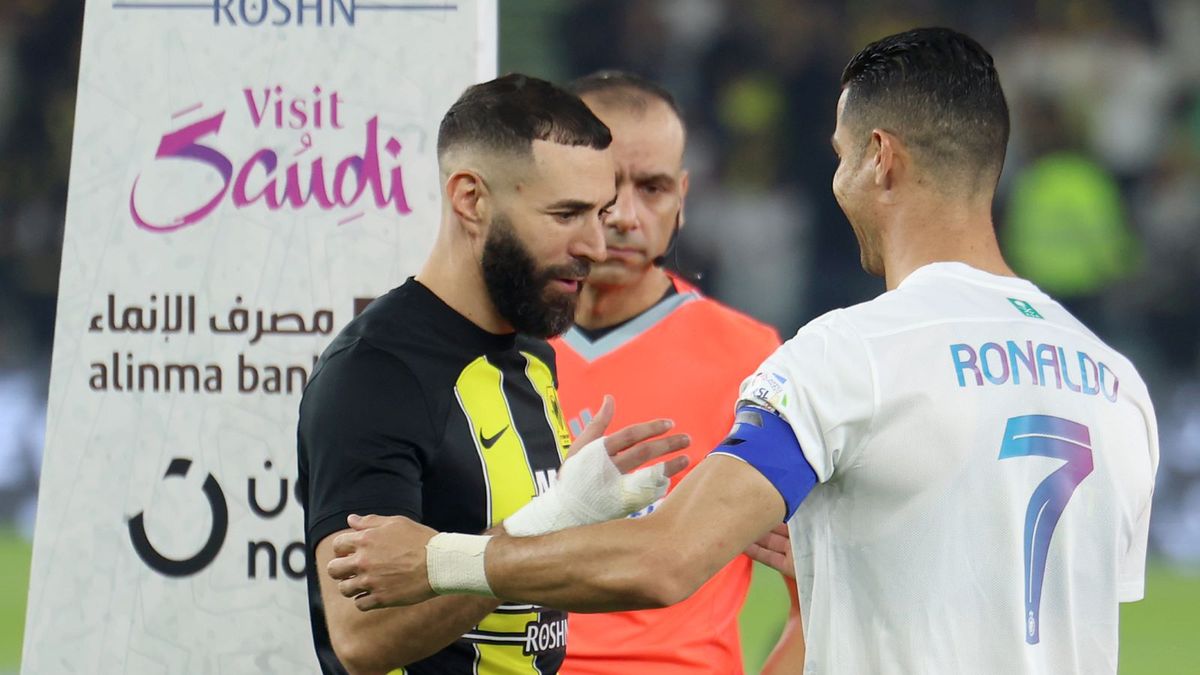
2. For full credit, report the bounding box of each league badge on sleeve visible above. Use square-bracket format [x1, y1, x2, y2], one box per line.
[741, 371, 790, 413]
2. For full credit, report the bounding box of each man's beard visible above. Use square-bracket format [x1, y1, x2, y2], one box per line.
[482, 214, 590, 338]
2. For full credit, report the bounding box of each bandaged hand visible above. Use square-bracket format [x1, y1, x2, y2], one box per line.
[505, 395, 690, 536]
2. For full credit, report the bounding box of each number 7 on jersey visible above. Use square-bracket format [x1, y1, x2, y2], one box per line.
[998, 415, 1094, 645]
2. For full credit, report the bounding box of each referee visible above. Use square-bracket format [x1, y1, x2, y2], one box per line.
[297, 75, 688, 675]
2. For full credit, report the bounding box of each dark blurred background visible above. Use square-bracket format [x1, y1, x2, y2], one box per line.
[1, 0, 1198, 670]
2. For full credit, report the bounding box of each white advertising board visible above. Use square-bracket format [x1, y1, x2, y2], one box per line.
[24, 2, 495, 672]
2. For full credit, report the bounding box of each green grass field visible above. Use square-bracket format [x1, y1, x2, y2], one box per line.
[1, 532, 1195, 672]
[0, 531, 29, 674]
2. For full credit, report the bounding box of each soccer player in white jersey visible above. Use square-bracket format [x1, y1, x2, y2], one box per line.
[326, 27, 1158, 674]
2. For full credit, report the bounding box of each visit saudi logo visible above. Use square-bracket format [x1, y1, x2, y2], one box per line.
[1008, 297, 1043, 319]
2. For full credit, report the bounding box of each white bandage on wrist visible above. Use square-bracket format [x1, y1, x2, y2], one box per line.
[425, 532, 494, 596]
[504, 435, 671, 537]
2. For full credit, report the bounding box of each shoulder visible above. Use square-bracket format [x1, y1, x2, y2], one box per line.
[313, 281, 459, 382]
[761, 308, 875, 393]
[781, 307, 863, 353]
[303, 338, 424, 416]
[678, 291, 782, 349]
[299, 337, 438, 451]
[1100, 343, 1156, 431]
[821, 286, 927, 337]
[339, 283, 432, 350]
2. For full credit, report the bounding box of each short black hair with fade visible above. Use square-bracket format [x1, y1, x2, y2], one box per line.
[568, 70, 685, 131]
[840, 27, 1010, 188]
[437, 73, 612, 159]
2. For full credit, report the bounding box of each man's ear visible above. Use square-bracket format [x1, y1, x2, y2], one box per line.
[872, 129, 906, 197]
[677, 169, 690, 229]
[446, 169, 489, 237]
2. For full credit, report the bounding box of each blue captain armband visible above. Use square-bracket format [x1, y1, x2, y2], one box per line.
[709, 404, 817, 520]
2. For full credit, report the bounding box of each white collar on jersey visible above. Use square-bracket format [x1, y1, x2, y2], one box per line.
[898, 261, 1045, 295]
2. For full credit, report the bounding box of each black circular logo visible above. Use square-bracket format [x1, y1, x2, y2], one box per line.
[128, 458, 228, 577]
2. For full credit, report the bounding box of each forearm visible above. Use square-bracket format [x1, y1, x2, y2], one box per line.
[327, 458, 787, 623]
[331, 594, 502, 674]
[319, 526, 504, 673]
[486, 514, 688, 612]
[761, 581, 805, 674]
[483, 456, 786, 612]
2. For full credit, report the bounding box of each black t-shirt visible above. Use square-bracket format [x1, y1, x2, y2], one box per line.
[297, 278, 572, 675]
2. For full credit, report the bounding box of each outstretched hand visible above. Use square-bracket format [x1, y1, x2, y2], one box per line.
[504, 395, 691, 536]
[570, 394, 690, 477]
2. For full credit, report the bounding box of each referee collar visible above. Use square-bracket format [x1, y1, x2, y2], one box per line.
[559, 274, 701, 363]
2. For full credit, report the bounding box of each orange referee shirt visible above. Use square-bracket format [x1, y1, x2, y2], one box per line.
[552, 276, 781, 675]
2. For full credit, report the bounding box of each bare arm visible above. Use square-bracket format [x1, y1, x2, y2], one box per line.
[328, 456, 785, 613]
[482, 455, 785, 611]
[316, 526, 503, 675]
[761, 577, 805, 674]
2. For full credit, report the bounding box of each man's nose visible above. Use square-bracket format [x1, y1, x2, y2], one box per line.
[570, 212, 607, 263]
[605, 186, 639, 234]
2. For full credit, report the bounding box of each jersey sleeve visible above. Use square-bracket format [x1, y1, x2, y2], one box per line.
[1119, 397, 1159, 603]
[736, 312, 875, 483]
[298, 339, 437, 549]
[1118, 495, 1152, 602]
[710, 404, 819, 519]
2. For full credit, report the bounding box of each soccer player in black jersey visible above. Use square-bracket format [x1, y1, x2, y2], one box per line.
[298, 74, 691, 675]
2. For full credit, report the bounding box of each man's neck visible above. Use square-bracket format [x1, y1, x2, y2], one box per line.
[881, 197, 1015, 291]
[575, 268, 673, 330]
[415, 236, 513, 334]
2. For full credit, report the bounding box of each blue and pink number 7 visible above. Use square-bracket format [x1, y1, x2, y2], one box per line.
[998, 414, 1094, 645]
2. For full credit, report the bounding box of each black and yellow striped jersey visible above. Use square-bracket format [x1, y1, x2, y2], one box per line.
[298, 278, 573, 675]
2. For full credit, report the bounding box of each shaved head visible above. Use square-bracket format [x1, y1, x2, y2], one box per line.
[569, 70, 686, 138]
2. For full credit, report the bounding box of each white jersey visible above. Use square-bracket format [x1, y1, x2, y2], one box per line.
[739, 262, 1158, 674]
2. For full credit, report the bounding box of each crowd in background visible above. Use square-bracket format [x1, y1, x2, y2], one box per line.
[2, 0, 1198, 564]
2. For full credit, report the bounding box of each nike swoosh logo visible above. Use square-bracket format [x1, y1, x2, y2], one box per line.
[480, 425, 509, 449]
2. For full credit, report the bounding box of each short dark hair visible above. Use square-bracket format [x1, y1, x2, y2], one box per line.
[568, 70, 685, 129]
[840, 27, 1009, 186]
[437, 73, 612, 159]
